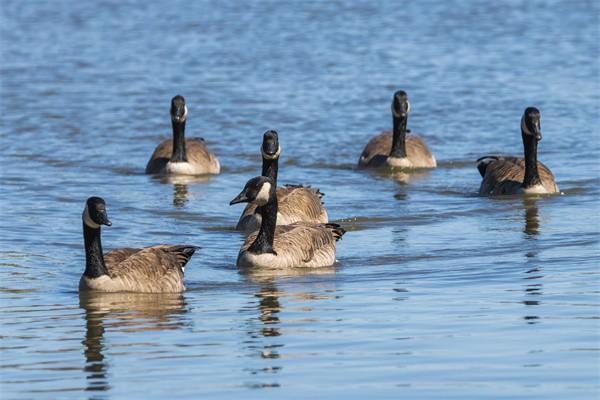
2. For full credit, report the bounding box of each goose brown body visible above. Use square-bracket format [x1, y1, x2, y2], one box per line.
[79, 245, 195, 293]
[237, 222, 344, 269]
[477, 156, 559, 195]
[145, 137, 220, 175]
[358, 131, 436, 168]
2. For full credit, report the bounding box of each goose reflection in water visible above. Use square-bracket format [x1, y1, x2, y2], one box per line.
[523, 197, 541, 237]
[240, 267, 336, 389]
[521, 197, 544, 324]
[79, 292, 188, 393]
[153, 174, 213, 208]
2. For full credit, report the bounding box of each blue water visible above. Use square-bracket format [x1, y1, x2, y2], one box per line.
[1, 1, 599, 399]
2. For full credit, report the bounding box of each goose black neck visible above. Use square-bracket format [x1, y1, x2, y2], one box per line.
[261, 156, 279, 186]
[171, 120, 187, 162]
[522, 131, 541, 188]
[390, 115, 408, 158]
[83, 223, 109, 278]
[248, 199, 278, 255]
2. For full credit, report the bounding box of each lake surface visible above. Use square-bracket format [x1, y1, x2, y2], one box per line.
[1, 1, 599, 399]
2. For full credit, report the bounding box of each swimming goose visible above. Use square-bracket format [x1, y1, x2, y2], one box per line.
[477, 107, 559, 196]
[145, 95, 220, 175]
[236, 130, 328, 232]
[230, 176, 345, 269]
[79, 197, 198, 293]
[358, 90, 436, 169]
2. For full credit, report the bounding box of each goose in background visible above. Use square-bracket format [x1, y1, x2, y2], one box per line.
[145, 95, 220, 176]
[230, 176, 344, 269]
[358, 90, 436, 169]
[477, 107, 559, 196]
[236, 130, 328, 232]
[79, 197, 198, 293]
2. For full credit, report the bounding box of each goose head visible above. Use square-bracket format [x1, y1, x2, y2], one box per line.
[83, 197, 112, 229]
[391, 90, 410, 119]
[230, 176, 276, 207]
[261, 130, 281, 160]
[521, 107, 542, 141]
[170, 95, 188, 124]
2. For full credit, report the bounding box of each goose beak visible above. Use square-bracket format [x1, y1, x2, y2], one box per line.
[263, 139, 278, 157]
[99, 210, 112, 226]
[230, 191, 249, 205]
[171, 104, 187, 123]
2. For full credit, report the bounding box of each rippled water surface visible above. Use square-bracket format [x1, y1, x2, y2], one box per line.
[1, 1, 599, 399]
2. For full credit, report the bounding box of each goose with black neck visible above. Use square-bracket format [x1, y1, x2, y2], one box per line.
[358, 90, 437, 169]
[80, 196, 198, 293]
[145, 95, 220, 176]
[477, 107, 559, 196]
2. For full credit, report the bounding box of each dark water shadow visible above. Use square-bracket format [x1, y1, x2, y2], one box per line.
[79, 292, 188, 394]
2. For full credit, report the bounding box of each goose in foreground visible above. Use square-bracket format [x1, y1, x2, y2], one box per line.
[230, 176, 345, 269]
[80, 197, 198, 293]
[145, 95, 220, 175]
[358, 90, 436, 169]
[236, 130, 328, 232]
[477, 107, 559, 196]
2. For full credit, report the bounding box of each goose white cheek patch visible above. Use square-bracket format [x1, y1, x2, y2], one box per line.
[255, 182, 272, 205]
[83, 206, 100, 229]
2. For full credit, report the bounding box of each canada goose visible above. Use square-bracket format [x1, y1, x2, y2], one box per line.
[145, 95, 220, 175]
[230, 176, 345, 269]
[236, 130, 328, 232]
[477, 107, 559, 196]
[358, 90, 436, 169]
[80, 197, 198, 293]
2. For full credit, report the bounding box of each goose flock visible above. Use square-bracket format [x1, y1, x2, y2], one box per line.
[80, 91, 559, 293]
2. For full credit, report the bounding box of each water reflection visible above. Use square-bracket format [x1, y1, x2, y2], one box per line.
[79, 292, 188, 393]
[240, 268, 336, 389]
[152, 175, 213, 208]
[371, 167, 432, 185]
[523, 198, 540, 237]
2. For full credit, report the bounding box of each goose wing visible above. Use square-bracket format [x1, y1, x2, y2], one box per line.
[106, 245, 197, 279]
[358, 131, 392, 167]
[104, 248, 141, 265]
[277, 185, 328, 224]
[405, 135, 436, 167]
[185, 138, 220, 172]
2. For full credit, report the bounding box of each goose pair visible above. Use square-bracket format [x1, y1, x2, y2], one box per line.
[359, 90, 558, 195]
[231, 130, 342, 269]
